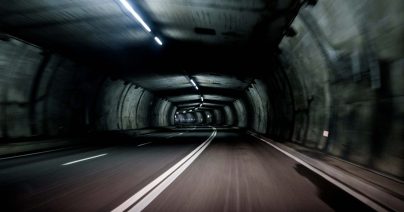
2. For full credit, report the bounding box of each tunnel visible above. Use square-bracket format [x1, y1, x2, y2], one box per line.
[0, 0, 403, 211]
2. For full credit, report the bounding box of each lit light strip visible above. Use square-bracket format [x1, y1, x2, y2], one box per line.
[189, 78, 199, 90]
[190, 79, 196, 86]
[200, 103, 203, 107]
[154, 36, 163, 45]
[201, 96, 204, 101]
[119, 0, 151, 32]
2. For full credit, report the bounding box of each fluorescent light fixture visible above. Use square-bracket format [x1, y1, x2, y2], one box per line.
[119, 0, 151, 32]
[195, 86, 199, 90]
[199, 103, 203, 107]
[154, 36, 163, 45]
[189, 110, 193, 112]
[190, 79, 196, 86]
[201, 96, 204, 101]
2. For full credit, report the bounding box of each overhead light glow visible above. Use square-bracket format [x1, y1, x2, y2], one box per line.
[201, 96, 204, 101]
[195, 86, 199, 90]
[119, 0, 152, 32]
[189, 110, 193, 112]
[183, 111, 186, 114]
[199, 103, 203, 107]
[154, 36, 163, 45]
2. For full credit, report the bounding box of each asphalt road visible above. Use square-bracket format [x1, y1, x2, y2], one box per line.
[0, 127, 371, 211]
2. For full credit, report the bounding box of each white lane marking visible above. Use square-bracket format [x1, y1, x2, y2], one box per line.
[61, 153, 107, 166]
[0, 147, 74, 160]
[113, 127, 217, 212]
[165, 132, 183, 139]
[137, 142, 152, 147]
[248, 133, 387, 212]
[130, 130, 216, 212]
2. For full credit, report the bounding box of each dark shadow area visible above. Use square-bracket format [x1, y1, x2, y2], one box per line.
[294, 164, 376, 211]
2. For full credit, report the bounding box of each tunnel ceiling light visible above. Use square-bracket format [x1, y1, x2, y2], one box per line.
[154, 36, 163, 45]
[201, 96, 204, 102]
[323, 130, 329, 137]
[119, 0, 151, 32]
[190, 78, 199, 90]
[189, 110, 193, 112]
[190, 79, 196, 86]
[199, 103, 203, 107]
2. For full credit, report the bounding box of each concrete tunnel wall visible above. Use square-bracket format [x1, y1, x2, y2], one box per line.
[223, 105, 235, 126]
[0, 38, 103, 138]
[151, 98, 176, 127]
[232, 99, 247, 128]
[245, 80, 269, 134]
[212, 109, 223, 125]
[195, 112, 204, 124]
[0, 37, 177, 139]
[95, 78, 170, 130]
[277, 0, 404, 177]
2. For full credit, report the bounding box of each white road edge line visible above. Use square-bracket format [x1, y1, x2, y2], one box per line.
[248, 133, 387, 212]
[137, 142, 152, 147]
[113, 127, 217, 212]
[62, 153, 108, 166]
[0, 147, 74, 160]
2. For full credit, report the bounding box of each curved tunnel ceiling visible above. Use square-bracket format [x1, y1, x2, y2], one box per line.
[0, 0, 300, 118]
[0, 0, 303, 134]
[0, 0, 298, 52]
[127, 73, 253, 111]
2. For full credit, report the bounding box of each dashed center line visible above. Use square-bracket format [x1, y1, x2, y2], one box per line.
[166, 132, 183, 139]
[137, 142, 152, 147]
[62, 153, 107, 166]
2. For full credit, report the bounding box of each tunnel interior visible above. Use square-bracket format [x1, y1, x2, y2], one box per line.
[0, 0, 403, 191]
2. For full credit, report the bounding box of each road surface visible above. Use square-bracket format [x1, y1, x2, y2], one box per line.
[0, 127, 371, 211]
